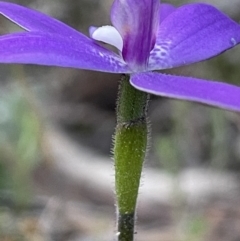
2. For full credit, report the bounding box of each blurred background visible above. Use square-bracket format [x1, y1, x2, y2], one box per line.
[0, 0, 240, 240]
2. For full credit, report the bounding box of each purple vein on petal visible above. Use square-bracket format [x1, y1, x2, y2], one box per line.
[149, 3, 240, 70]
[0, 2, 84, 39]
[111, 0, 160, 71]
[0, 32, 130, 73]
[130, 72, 240, 112]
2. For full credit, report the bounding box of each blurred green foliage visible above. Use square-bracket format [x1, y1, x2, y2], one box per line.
[0, 84, 42, 208]
[156, 100, 240, 170]
[183, 215, 208, 241]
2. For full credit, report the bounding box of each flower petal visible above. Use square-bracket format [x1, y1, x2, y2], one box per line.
[0, 32, 130, 73]
[159, 3, 176, 23]
[130, 72, 240, 112]
[111, 0, 160, 71]
[0, 2, 83, 39]
[149, 3, 240, 70]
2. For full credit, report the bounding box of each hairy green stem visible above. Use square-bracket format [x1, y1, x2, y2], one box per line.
[113, 74, 149, 241]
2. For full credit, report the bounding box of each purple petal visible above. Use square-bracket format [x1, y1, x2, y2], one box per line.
[0, 2, 84, 39]
[111, 0, 160, 71]
[159, 3, 176, 23]
[130, 72, 240, 112]
[149, 3, 240, 70]
[0, 32, 130, 73]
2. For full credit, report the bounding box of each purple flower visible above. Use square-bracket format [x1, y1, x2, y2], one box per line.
[0, 0, 240, 111]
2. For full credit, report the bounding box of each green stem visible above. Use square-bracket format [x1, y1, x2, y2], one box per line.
[113, 74, 149, 241]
